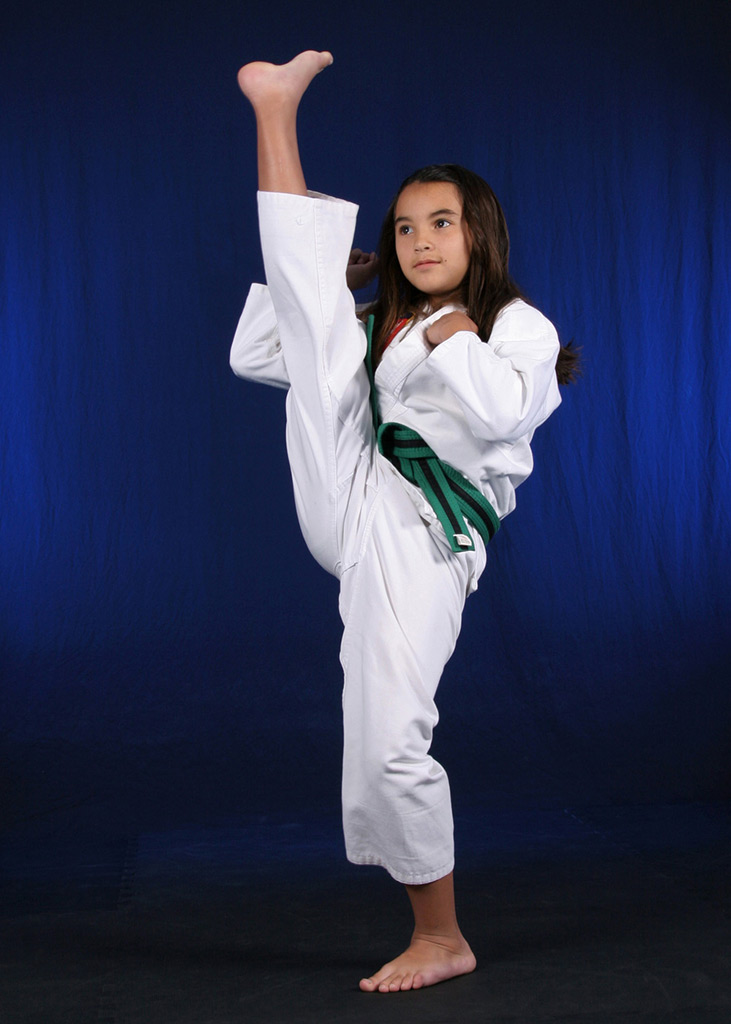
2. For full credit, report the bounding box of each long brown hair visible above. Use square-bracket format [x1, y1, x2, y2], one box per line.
[367, 164, 579, 384]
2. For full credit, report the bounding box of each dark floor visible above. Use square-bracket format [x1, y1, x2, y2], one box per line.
[2, 801, 730, 1023]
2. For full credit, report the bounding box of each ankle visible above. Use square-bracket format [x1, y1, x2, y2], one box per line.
[411, 927, 467, 951]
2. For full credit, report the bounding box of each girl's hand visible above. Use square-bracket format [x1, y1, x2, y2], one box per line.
[425, 311, 478, 346]
[346, 249, 379, 291]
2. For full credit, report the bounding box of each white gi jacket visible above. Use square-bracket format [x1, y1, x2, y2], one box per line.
[231, 270, 561, 521]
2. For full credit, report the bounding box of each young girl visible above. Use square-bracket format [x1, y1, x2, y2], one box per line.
[231, 51, 575, 993]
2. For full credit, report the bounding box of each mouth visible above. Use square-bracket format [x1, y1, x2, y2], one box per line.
[414, 259, 440, 268]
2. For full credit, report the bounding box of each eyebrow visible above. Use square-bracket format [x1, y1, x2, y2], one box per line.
[393, 208, 460, 224]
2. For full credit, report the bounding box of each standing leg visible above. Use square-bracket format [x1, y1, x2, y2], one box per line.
[361, 872, 475, 992]
[340, 466, 484, 990]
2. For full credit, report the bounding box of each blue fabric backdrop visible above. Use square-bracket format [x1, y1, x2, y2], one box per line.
[1, 0, 729, 817]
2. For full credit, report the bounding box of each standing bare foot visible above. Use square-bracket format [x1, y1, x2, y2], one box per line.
[237, 51, 333, 113]
[359, 933, 476, 993]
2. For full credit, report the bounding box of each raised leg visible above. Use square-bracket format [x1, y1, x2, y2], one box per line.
[241, 51, 372, 574]
[237, 51, 333, 195]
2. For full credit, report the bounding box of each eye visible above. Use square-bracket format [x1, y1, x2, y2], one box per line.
[398, 224, 413, 235]
[434, 218, 451, 229]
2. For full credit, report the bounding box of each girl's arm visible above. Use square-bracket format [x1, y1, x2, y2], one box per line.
[230, 283, 290, 389]
[425, 302, 561, 444]
[231, 248, 375, 389]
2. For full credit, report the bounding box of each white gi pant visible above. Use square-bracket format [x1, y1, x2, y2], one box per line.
[258, 191, 486, 885]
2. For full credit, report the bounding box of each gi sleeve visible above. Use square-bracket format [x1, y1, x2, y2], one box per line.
[229, 282, 290, 390]
[425, 300, 561, 444]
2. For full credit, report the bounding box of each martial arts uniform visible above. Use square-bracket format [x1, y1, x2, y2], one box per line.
[231, 191, 561, 884]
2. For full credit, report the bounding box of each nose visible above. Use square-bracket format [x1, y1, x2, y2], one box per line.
[413, 233, 433, 251]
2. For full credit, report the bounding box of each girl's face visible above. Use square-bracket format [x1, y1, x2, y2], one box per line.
[394, 182, 471, 307]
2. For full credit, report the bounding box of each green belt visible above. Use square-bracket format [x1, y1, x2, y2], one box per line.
[366, 315, 499, 554]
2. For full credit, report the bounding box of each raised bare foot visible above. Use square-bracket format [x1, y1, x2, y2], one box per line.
[359, 935, 476, 993]
[237, 51, 333, 113]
